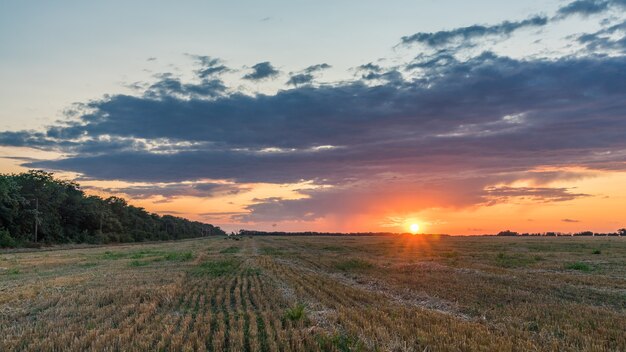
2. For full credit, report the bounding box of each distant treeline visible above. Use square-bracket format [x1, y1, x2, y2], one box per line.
[238, 230, 407, 236]
[0, 170, 225, 248]
[496, 230, 625, 237]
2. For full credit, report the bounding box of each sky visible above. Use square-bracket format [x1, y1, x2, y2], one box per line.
[1, 0, 625, 234]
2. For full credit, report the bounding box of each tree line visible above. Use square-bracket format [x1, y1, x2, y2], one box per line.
[496, 230, 625, 237]
[0, 170, 225, 247]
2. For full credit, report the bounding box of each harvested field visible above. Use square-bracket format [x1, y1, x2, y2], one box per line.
[1, 235, 624, 351]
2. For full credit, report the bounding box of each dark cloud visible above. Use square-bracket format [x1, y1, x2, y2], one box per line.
[562, 218, 581, 223]
[2, 52, 624, 190]
[243, 61, 280, 80]
[400, 16, 548, 48]
[556, 0, 626, 18]
[143, 73, 226, 98]
[2, 16, 626, 223]
[286, 63, 331, 86]
[88, 182, 249, 201]
[190, 55, 230, 79]
[235, 181, 590, 223]
[286, 73, 314, 86]
[577, 20, 626, 53]
[484, 186, 590, 204]
[303, 63, 331, 73]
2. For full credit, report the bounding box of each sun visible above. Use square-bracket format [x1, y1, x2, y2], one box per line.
[409, 223, 420, 234]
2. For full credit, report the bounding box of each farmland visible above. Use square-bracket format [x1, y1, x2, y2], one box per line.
[1, 235, 625, 351]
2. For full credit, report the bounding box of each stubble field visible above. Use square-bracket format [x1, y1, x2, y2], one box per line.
[1, 235, 624, 351]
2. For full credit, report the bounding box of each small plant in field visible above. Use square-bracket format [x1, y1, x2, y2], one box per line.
[495, 252, 539, 268]
[129, 260, 150, 267]
[316, 332, 364, 352]
[260, 247, 283, 255]
[4, 268, 20, 275]
[101, 251, 127, 260]
[592, 249, 601, 255]
[334, 259, 373, 271]
[163, 251, 194, 261]
[220, 246, 240, 254]
[565, 262, 593, 272]
[284, 303, 306, 321]
[190, 259, 238, 276]
[321, 245, 344, 251]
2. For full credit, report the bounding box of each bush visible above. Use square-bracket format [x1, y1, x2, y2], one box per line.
[0, 228, 17, 248]
[565, 262, 593, 272]
[284, 303, 306, 321]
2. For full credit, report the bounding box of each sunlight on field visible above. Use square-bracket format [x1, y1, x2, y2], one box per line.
[1, 235, 625, 351]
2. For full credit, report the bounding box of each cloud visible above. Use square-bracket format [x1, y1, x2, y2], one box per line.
[2, 5, 626, 225]
[88, 181, 249, 201]
[562, 218, 581, 223]
[303, 63, 331, 73]
[243, 62, 280, 80]
[286, 73, 314, 86]
[400, 16, 548, 48]
[484, 186, 590, 204]
[2, 52, 625, 189]
[286, 63, 331, 86]
[190, 55, 230, 79]
[576, 20, 626, 53]
[556, 0, 626, 18]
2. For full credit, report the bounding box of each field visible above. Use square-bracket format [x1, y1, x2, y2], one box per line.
[1, 235, 625, 351]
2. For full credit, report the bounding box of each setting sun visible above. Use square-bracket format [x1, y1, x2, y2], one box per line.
[410, 223, 420, 234]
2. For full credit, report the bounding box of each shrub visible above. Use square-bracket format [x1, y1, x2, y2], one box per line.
[592, 249, 601, 255]
[565, 262, 593, 272]
[284, 303, 306, 321]
[0, 228, 17, 248]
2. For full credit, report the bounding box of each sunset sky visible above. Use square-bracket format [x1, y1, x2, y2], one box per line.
[1, 0, 625, 234]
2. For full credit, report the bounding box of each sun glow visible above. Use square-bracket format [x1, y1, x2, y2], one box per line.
[409, 223, 420, 234]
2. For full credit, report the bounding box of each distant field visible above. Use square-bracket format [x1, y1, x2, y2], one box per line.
[1, 235, 624, 351]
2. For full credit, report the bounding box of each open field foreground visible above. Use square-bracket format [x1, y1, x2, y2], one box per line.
[1, 235, 625, 351]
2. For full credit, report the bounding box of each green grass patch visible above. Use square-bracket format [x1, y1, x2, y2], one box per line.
[190, 259, 238, 277]
[2, 268, 20, 275]
[334, 259, 373, 271]
[565, 262, 593, 272]
[220, 246, 240, 254]
[284, 303, 306, 321]
[495, 252, 541, 268]
[592, 249, 602, 255]
[101, 251, 127, 260]
[260, 247, 283, 255]
[320, 246, 344, 251]
[243, 267, 262, 276]
[129, 260, 150, 267]
[316, 332, 364, 352]
[162, 251, 194, 261]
